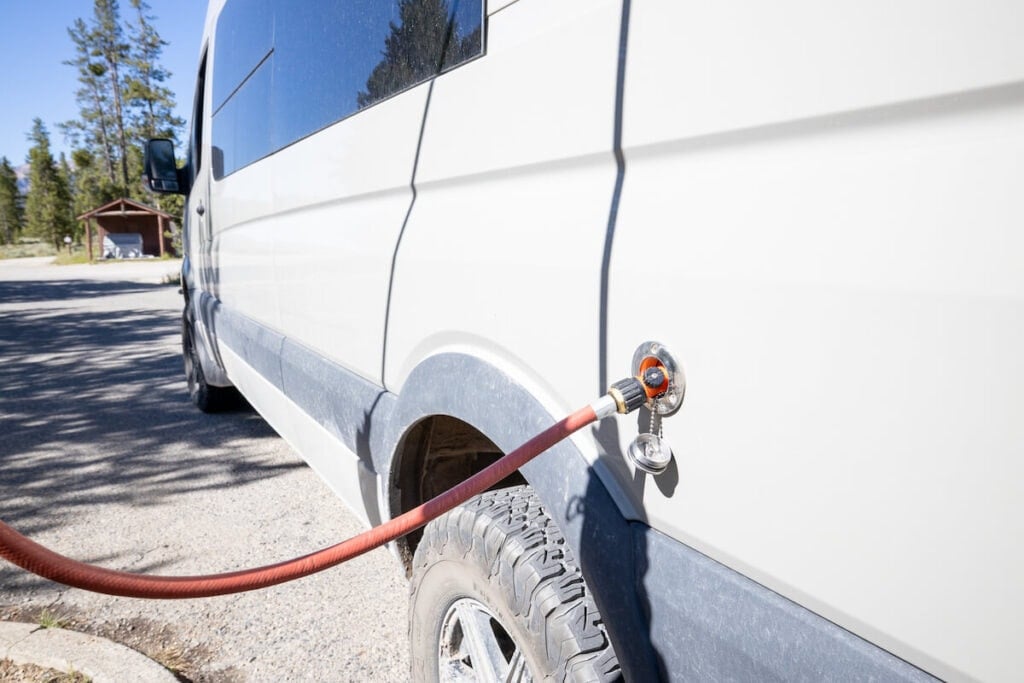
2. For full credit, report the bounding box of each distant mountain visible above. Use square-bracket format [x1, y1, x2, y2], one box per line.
[14, 164, 29, 194]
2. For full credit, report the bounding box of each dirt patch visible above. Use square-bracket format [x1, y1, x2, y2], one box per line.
[0, 658, 90, 682]
[0, 606, 243, 683]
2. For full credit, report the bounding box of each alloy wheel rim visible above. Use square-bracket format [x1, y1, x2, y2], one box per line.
[437, 598, 532, 682]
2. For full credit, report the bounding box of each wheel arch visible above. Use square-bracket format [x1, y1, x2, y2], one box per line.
[380, 352, 660, 681]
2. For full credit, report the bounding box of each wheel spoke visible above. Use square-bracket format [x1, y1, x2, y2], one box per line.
[439, 599, 529, 682]
[454, 601, 506, 681]
[504, 650, 530, 683]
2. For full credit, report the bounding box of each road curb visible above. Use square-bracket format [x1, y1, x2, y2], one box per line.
[0, 621, 177, 682]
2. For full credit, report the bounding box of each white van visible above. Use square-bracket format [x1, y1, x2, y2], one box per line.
[145, 1, 1024, 680]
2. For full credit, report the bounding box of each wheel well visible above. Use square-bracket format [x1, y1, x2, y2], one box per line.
[392, 415, 527, 572]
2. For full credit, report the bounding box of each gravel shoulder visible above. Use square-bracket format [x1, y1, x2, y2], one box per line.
[0, 258, 410, 681]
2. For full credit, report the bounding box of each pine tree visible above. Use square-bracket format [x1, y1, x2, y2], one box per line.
[57, 154, 81, 241]
[67, 149, 119, 218]
[64, 17, 119, 187]
[0, 157, 23, 245]
[63, 0, 184, 230]
[124, 0, 182, 212]
[64, 1, 133, 197]
[24, 120, 75, 249]
[125, 0, 184, 144]
[92, 0, 132, 194]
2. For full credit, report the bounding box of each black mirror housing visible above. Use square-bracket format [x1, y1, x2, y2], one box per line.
[143, 138, 185, 194]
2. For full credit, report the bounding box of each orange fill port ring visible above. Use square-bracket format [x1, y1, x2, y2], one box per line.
[637, 356, 670, 400]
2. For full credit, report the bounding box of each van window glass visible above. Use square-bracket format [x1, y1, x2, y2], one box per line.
[211, 0, 274, 113]
[189, 52, 207, 181]
[211, 58, 272, 179]
[211, 0, 483, 180]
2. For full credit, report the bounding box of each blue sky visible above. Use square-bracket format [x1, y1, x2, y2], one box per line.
[0, 1, 209, 167]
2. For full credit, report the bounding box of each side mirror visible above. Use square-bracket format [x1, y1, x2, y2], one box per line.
[143, 138, 184, 194]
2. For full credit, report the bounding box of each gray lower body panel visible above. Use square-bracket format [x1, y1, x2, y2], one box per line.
[637, 526, 937, 682]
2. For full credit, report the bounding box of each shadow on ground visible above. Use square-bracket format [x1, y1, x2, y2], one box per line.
[0, 279, 164, 305]
[0, 278, 298, 542]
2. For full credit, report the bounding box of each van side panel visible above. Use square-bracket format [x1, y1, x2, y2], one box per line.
[385, 0, 621, 412]
[212, 159, 277, 331]
[208, 6, 430, 385]
[270, 88, 428, 384]
[206, 3, 433, 518]
[612, 2, 1024, 679]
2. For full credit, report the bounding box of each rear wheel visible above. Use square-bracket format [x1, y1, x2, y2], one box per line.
[182, 311, 237, 413]
[410, 486, 621, 682]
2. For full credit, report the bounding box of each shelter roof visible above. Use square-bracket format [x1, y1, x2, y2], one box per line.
[76, 197, 173, 221]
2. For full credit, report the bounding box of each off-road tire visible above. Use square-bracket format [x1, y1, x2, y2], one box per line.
[182, 311, 238, 413]
[409, 485, 622, 682]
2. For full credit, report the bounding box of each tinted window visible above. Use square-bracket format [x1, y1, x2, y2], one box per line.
[211, 58, 272, 179]
[212, 0, 484, 179]
[189, 53, 207, 181]
[210, 0, 274, 113]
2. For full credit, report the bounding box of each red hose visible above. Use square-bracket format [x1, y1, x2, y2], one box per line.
[0, 405, 597, 599]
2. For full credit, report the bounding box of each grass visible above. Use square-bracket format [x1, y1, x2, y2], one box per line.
[150, 644, 190, 675]
[36, 609, 70, 630]
[0, 238, 93, 263]
[0, 238, 161, 265]
[0, 239, 57, 259]
[52, 251, 92, 265]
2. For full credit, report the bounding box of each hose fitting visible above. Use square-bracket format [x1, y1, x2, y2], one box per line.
[607, 355, 673, 415]
[608, 377, 648, 414]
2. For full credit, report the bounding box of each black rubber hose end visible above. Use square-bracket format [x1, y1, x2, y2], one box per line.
[609, 377, 646, 414]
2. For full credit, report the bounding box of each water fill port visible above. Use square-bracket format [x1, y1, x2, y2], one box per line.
[630, 341, 685, 416]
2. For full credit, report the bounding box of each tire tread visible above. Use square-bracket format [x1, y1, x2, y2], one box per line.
[411, 486, 621, 682]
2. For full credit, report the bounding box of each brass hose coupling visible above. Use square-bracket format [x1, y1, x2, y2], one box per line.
[608, 364, 669, 414]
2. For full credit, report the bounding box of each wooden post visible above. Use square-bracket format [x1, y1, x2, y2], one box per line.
[157, 214, 166, 257]
[86, 218, 93, 261]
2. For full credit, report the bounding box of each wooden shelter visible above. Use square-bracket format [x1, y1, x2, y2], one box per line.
[77, 198, 174, 260]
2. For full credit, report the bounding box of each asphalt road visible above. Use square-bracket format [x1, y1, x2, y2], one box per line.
[0, 257, 409, 681]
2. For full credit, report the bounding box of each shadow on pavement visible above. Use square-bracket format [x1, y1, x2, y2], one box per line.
[0, 278, 299, 544]
[0, 279, 164, 304]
